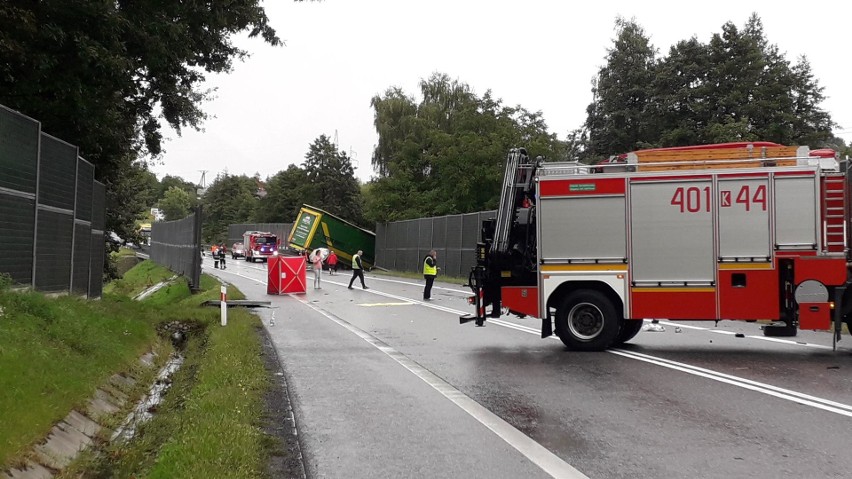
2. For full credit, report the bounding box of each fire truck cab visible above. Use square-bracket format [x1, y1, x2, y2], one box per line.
[462, 143, 852, 351]
[243, 231, 279, 263]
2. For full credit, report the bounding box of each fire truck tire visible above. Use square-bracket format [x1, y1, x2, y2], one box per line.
[556, 290, 621, 351]
[762, 323, 797, 337]
[613, 319, 644, 345]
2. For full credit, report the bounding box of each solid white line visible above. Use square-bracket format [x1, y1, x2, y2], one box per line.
[613, 349, 852, 413]
[609, 349, 852, 417]
[297, 298, 588, 479]
[654, 320, 835, 350]
[209, 264, 852, 418]
[486, 319, 852, 418]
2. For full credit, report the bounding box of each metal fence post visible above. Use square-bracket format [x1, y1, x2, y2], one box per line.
[31, 129, 41, 289]
[192, 205, 203, 291]
[69, 152, 79, 293]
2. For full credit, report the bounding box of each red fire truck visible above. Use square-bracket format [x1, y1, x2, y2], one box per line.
[462, 142, 851, 351]
[243, 231, 279, 263]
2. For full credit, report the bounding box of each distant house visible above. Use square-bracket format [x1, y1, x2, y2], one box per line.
[150, 208, 165, 221]
[254, 178, 267, 198]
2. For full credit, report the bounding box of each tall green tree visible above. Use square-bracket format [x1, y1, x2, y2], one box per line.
[255, 165, 310, 223]
[0, 1, 287, 250]
[158, 175, 199, 204]
[201, 174, 259, 243]
[135, 166, 162, 212]
[650, 37, 711, 147]
[585, 17, 658, 156]
[302, 135, 363, 225]
[583, 14, 835, 158]
[366, 73, 564, 223]
[159, 186, 193, 221]
[105, 161, 162, 244]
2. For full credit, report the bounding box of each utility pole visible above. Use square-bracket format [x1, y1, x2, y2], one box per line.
[197, 170, 208, 197]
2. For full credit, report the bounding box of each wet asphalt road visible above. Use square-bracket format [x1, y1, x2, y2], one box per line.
[205, 256, 852, 479]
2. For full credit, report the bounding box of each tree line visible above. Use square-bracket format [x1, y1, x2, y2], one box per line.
[3, 4, 848, 261]
[135, 134, 360, 244]
[577, 15, 845, 161]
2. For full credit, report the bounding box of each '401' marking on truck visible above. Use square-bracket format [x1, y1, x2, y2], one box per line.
[670, 185, 767, 213]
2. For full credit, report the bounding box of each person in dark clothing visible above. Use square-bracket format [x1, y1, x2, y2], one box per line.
[422, 250, 438, 300]
[347, 250, 368, 290]
[218, 243, 226, 269]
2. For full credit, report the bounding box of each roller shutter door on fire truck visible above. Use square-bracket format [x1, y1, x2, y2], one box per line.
[629, 178, 714, 285]
[773, 173, 818, 250]
[718, 175, 771, 260]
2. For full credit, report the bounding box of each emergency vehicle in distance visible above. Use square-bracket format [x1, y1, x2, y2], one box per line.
[242, 231, 278, 262]
[461, 142, 852, 351]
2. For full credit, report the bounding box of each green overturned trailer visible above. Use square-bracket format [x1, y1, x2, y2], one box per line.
[287, 205, 376, 269]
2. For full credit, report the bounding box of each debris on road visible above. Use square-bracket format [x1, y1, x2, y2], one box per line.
[644, 319, 665, 332]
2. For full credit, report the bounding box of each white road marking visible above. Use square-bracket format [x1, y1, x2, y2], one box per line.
[368, 275, 471, 295]
[358, 302, 414, 307]
[297, 298, 588, 479]
[210, 263, 852, 419]
[654, 320, 836, 351]
[485, 320, 852, 418]
[608, 349, 852, 416]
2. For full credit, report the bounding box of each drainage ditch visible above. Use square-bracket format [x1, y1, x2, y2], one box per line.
[1, 321, 204, 479]
[109, 320, 203, 444]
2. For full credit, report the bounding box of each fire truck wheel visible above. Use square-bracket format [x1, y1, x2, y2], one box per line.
[613, 319, 644, 345]
[556, 290, 621, 351]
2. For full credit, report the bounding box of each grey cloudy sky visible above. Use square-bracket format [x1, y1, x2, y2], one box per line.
[151, 0, 852, 185]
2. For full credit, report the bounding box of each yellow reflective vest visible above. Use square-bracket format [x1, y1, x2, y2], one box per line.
[423, 256, 437, 276]
[352, 254, 361, 270]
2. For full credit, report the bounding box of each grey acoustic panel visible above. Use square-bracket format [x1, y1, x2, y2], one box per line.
[0, 193, 35, 285]
[38, 134, 77, 210]
[151, 211, 202, 290]
[72, 222, 91, 296]
[75, 158, 94, 221]
[91, 182, 105, 231]
[35, 209, 73, 292]
[0, 106, 39, 193]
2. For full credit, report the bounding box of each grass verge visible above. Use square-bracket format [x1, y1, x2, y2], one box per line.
[73, 308, 270, 479]
[0, 282, 161, 466]
[2, 261, 281, 479]
[59, 263, 274, 479]
[103, 258, 174, 297]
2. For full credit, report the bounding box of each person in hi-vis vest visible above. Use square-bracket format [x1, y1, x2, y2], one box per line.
[422, 250, 438, 300]
[347, 250, 368, 290]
